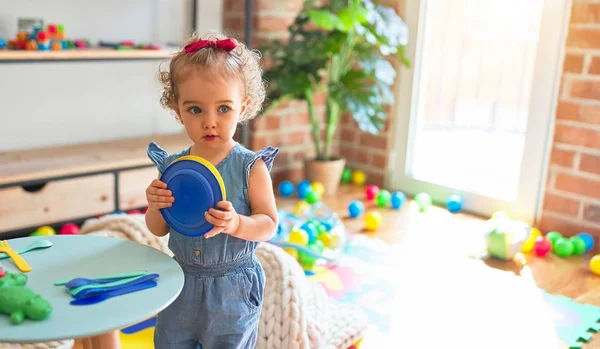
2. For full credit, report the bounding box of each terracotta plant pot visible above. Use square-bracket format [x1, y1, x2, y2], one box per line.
[304, 157, 346, 197]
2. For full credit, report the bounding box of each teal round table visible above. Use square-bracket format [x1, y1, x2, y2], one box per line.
[0, 235, 184, 344]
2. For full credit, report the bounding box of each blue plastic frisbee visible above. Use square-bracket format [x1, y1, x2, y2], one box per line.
[159, 156, 226, 237]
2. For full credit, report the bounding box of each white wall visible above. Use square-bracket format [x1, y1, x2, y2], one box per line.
[0, 0, 222, 152]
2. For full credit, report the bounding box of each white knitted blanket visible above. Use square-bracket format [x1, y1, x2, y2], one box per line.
[81, 214, 368, 349]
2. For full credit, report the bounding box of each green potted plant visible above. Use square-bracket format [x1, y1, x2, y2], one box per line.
[261, 0, 410, 195]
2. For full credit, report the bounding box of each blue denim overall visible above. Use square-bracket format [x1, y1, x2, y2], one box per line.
[147, 141, 279, 349]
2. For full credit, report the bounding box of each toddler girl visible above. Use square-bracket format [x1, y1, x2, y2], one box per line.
[144, 32, 279, 349]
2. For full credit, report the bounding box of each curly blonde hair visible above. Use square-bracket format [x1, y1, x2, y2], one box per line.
[158, 32, 266, 122]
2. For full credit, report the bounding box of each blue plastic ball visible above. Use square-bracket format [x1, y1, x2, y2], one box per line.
[300, 222, 319, 243]
[297, 180, 312, 199]
[390, 191, 406, 210]
[577, 232, 595, 252]
[446, 194, 462, 213]
[320, 221, 333, 232]
[348, 200, 365, 218]
[278, 180, 295, 197]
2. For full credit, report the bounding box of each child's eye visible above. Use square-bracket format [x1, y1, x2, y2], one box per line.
[188, 107, 202, 114]
[218, 105, 231, 113]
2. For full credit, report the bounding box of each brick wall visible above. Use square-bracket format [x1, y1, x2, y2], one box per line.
[224, 0, 331, 186]
[538, 0, 600, 237]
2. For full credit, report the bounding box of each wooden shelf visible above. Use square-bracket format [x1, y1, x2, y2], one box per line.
[0, 133, 191, 186]
[0, 48, 177, 61]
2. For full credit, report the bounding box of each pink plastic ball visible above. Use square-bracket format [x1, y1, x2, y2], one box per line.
[365, 185, 380, 201]
[534, 236, 551, 257]
[127, 209, 143, 215]
[60, 223, 80, 235]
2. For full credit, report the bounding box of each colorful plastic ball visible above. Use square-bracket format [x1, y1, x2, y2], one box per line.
[570, 237, 587, 256]
[320, 221, 333, 232]
[376, 190, 391, 208]
[127, 209, 143, 215]
[316, 223, 328, 235]
[311, 181, 325, 196]
[300, 222, 319, 243]
[294, 201, 312, 216]
[390, 191, 406, 210]
[305, 191, 321, 205]
[29, 232, 44, 237]
[341, 168, 352, 183]
[60, 223, 80, 235]
[577, 232, 595, 252]
[348, 200, 365, 218]
[365, 185, 379, 201]
[298, 240, 325, 266]
[414, 193, 432, 212]
[288, 228, 309, 245]
[590, 255, 600, 276]
[521, 227, 542, 253]
[317, 232, 335, 248]
[446, 194, 462, 213]
[297, 180, 312, 199]
[546, 231, 563, 247]
[365, 211, 383, 231]
[36, 225, 56, 236]
[553, 238, 574, 258]
[278, 180, 295, 197]
[534, 236, 551, 257]
[352, 170, 367, 186]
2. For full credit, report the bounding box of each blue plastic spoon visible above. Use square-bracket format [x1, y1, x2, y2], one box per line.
[70, 280, 157, 306]
[71, 273, 159, 299]
[54, 270, 150, 287]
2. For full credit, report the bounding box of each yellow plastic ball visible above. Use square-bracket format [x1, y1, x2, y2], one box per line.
[590, 255, 600, 276]
[36, 225, 56, 236]
[317, 232, 338, 249]
[288, 228, 309, 245]
[311, 181, 325, 196]
[521, 227, 542, 253]
[294, 201, 312, 216]
[364, 211, 383, 231]
[283, 247, 299, 260]
[352, 170, 367, 186]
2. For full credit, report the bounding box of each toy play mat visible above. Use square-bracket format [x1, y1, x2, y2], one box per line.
[119, 233, 600, 349]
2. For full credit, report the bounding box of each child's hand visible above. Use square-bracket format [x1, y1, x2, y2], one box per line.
[145, 179, 174, 212]
[204, 201, 240, 238]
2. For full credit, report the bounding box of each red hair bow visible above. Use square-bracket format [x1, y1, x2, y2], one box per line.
[184, 38, 237, 54]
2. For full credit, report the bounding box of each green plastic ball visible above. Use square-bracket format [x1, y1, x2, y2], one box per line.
[316, 223, 328, 236]
[305, 191, 321, 205]
[298, 240, 325, 266]
[570, 236, 587, 256]
[554, 238, 573, 258]
[376, 190, 391, 208]
[341, 168, 352, 183]
[414, 192, 432, 212]
[546, 231, 563, 246]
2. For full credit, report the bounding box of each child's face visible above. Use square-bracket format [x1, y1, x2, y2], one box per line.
[174, 69, 248, 149]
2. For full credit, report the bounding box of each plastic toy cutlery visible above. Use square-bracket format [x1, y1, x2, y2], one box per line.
[0, 239, 52, 260]
[68, 273, 159, 297]
[0, 240, 31, 273]
[54, 270, 150, 287]
[70, 280, 158, 306]
[70, 273, 160, 299]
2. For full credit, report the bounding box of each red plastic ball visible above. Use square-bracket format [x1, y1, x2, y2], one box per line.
[127, 209, 143, 215]
[534, 236, 551, 257]
[365, 185, 380, 201]
[60, 223, 80, 235]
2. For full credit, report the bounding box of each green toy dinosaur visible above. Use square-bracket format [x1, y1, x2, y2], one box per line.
[0, 272, 52, 325]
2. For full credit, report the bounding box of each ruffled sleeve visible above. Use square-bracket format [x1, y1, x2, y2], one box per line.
[146, 141, 170, 174]
[244, 146, 279, 190]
